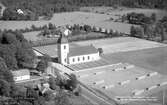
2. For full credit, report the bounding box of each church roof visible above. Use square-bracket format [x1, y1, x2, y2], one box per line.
[68, 45, 98, 57]
[57, 34, 68, 44]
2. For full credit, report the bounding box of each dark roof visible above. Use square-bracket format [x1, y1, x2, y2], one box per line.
[68, 45, 98, 57]
[57, 34, 68, 44]
[12, 69, 30, 77]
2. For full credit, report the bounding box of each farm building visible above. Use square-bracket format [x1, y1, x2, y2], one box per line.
[12, 69, 30, 82]
[58, 30, 100, 65]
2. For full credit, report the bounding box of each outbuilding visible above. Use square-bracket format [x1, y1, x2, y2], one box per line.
[12, 69, 30, 82]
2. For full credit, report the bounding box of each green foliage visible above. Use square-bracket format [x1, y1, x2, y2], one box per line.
[54, 90, 71, 105]
[130, 26, 144, 38]
[0, 30, 36, 69]
[1, 0, 167, 20]
[66, 74, 78, 91]
[36, 55, 51, 73]
[151, 13, 156, 22]
[83, 25, 91, 32]
[0, 44, 18, 69]
[48, 77, 59, 90]
[2, 8, 37, 20]
[0, 79, 11, 96]
[36, 60, 47, 73]
[127, 12, 152, 25]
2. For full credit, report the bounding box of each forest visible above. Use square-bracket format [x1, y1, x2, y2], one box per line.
[0, 0, 167, 20]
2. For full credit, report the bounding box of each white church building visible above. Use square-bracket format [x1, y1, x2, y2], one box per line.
[57, 30, 100, 65]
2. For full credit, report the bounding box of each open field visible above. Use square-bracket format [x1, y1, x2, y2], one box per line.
[33, 37, 167, 58]
[74, 37, 167, 54]
[73, 62, 167, 104]
[103, 46, 167, 75]
[80, 7, 167, 21]
[23, 31, 41, 41]
[0, 11, 136, 34]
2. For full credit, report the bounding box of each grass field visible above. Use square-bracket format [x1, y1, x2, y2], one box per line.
[80, 7, 167, 21]
[103, 46, 167, 75]
[34, 37, 167, 58]
[23, 31, 41, 41]
[73, 37, 167, 54]
[0, 11, 135, 34]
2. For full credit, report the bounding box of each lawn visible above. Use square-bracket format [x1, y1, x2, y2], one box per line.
[23, 31, 41, 41]
[103, 46, 167, 75]
[80, 7, 167, 21]
[0, 11, 135, 34]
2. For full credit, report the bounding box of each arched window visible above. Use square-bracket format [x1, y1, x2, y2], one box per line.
[78, 57, 80, 61]
[64, 45, 66, 49]
[73, 58, 75, 62]
[83, 56, 85, 61]
[64, 58, 66, 63]
[88, 56, 90, 60]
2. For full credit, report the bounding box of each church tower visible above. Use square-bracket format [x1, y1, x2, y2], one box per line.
[57, 33, 69, 65]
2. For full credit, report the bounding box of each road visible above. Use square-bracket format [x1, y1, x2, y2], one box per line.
[80, 85, 117, 105]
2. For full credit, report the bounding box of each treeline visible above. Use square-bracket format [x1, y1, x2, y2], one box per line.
[0, 30, 37, 105]
[0, 0, 167, 20]
[130, 22, 166, 42]
[127, 12, 156, 25]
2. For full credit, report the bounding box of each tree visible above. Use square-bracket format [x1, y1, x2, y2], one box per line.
[48, 22, 55, 30]
[0, 44, 18, 70]
[151, 13, 156, 22]
[83, 25, 91, 32]
[130, 26, 136, 37]
[54, 90, 71, 105]
[66, 74, 78, 91]
[0, 79, 11, 96]
[160, 27, 165, 42]
[1, 32, 18, 44]
[36, 55, 51, 73]
[16, 47, 36, 69]
[48, 77, 60, 90]
[36, 60, 47, 73]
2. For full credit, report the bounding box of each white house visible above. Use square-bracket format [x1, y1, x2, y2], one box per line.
[57, 30, 100, 65]
[12, 69, 30, 82]
[17, 9, 24, 14]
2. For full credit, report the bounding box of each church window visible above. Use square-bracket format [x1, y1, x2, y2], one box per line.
[64, 45, 66, 49]
[78, 57, 80, 61]
[83, 56, 85, 61]
[88, 56, 90, 60]
[73, 58, 75, 62]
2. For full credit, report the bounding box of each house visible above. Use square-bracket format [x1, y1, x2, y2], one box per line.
[57, 30, 100, 65]
[17, 9, 24, 14]
[12, 69, 30, 82]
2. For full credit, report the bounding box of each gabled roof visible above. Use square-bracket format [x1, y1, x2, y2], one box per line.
[12, 69, 30, 77]
[68, 45, 98, 57]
